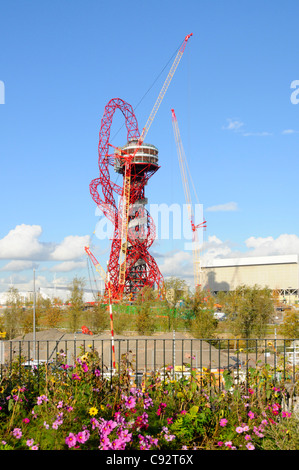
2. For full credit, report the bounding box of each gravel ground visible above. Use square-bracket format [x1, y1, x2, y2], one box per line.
[6, 329, 270, 372]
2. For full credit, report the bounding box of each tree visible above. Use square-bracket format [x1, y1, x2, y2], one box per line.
[164, 277, 189, 331]
[3, 287, 23, 339]
[43, 298, 63, 329]
[186, 289, 218, 339]
[222, 285, 274, 338]
[67, 277, 85, 332]
[86, 302, 109, 334]
[135, 286, 156, 335]
[278, 310, 299, 338]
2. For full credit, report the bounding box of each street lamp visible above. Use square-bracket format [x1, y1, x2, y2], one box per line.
[33, 269, 36, 361]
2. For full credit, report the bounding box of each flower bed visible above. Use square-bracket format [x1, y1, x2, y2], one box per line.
[0, 345, 298, 450]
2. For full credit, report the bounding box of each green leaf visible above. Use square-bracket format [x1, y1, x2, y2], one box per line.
[189, 405, 199, 416]
[8, 398, 14, 411]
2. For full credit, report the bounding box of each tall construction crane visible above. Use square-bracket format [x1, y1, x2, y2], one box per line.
[84, 245, 107, 288]
[117, 33, 193, 296]
[171, 108, 206, 289]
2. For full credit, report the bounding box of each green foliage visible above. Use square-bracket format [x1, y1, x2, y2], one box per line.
[0, 348, 298, 450]
[67, 277, 85, 332]
[84, 303, 109, 334]
[186, 289, 218, 339]
[135, 286, 156, 335]
[219, 285, 275, 338]
[3, 287, 24, 339]
[164, 277, 189, 331]
[278, 310, 299, 338]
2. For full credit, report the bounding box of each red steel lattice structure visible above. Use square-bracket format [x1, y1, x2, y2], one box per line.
[89, 98, 163, 299]
[88, 34, 193, 299]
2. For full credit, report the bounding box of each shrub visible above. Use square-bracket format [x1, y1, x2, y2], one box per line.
[0, 345, 298, 450]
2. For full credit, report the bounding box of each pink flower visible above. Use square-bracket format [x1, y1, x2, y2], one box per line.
[12, 428, 22, 439]
[246, 443, 255, 450]
[65, 432, 77, 448]
[125, 396, 136, 410]
[37, 395, 48, 405]
[76, 430, 90, 444]
[220, 418, 228, 427]
[248, 411, 255, 419]
[217, 441, 223, 447]
[71, 373, 81, 380]
[236, 426, 243, 434]
[245, 434, 251, 441]
[26, 439, 34, 447]
[282, 411, 291, 418]
[225, 441, 232, 448]
[99, 435, 111, 450]
[22, 418, 30, 424]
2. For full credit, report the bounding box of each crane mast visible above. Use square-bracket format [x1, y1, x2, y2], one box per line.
[171, 109, 206, 289]
[117, 33, 193, 295]
[84, 245, 107, 285]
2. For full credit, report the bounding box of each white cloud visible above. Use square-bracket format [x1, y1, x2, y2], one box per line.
[223, 118, 272, 137]
[50, 235, 90, 261]
[0, 260, 39, 272]
[50, 260, 87, 272]
[242, 131, 272, 137]
[158, 250, 193, 279]
[206, 202, 238, 212]
[222, 119, 244, 131]
[282, 129, 299, 134]
[245, 234, 299, 256]
[202, 235, 234, 262]
[0, 224, 51, 260]
[0, 224, 90, 263]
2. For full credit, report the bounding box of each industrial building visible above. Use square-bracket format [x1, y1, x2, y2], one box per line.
[202, 254, 299, 305]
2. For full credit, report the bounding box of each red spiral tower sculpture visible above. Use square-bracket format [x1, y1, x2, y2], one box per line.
[90, 98, 164, 299]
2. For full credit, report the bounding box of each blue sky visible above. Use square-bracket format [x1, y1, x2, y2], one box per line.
[0, 0, 299, 296]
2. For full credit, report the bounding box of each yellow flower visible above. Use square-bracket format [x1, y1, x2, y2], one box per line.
[100, 405, 105, 411]
[89, 407, 98, 416]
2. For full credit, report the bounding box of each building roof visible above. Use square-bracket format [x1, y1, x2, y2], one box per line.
[203, 254, 299, 269]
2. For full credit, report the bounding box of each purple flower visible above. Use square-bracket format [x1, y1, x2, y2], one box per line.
[143, 396, 153, 409]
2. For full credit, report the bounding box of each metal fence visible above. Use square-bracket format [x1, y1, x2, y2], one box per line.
[1, 337, 298, 389]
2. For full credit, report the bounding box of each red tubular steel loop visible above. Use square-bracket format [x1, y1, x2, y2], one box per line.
[90, 98, 164, 299]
